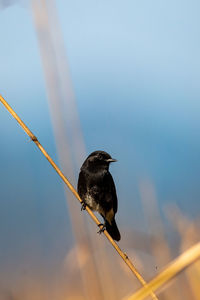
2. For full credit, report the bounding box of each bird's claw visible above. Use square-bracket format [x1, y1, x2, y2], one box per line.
[97, 223, 106, 234]
[81, 201, 86, 211]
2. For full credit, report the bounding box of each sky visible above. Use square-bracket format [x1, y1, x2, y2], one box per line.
[0, 0, 200, 298]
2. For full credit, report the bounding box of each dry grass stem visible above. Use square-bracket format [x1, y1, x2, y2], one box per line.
[126, 242, 200, 300]
[0, 95, 158, 300]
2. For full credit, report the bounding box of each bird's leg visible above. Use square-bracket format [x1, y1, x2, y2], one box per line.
[97, 222, 106, 234]
[81, 201, 87, 211]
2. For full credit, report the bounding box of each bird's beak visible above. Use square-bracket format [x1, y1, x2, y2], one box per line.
[106, 158, 117, 163]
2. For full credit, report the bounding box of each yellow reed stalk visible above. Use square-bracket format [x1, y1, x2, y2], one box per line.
[186, 261, 200, 300]
[126, 242, 200, 300]
[0, 95, 158, 300]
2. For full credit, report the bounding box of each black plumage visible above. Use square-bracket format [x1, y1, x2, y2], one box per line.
[77, 150, 121, 241]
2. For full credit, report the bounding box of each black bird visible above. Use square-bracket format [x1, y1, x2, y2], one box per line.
[77, 150, 121, 241]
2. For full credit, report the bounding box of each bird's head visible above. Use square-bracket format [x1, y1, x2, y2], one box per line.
[82, 150, 117, 171]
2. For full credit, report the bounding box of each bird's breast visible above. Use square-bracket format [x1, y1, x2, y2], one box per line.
[85, 193, 105, 216]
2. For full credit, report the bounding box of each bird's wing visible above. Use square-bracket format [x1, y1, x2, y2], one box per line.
[104, 172, 118, 213]
[77, 171, 87, 199]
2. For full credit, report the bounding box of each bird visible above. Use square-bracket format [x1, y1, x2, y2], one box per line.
[77, 150, 121, 241]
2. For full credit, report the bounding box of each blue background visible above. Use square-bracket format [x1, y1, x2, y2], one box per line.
[0, 0, 200, 297]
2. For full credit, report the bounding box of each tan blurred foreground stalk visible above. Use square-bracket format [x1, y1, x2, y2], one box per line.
[31, 0, 104, 298]
[0, 95, 158, 300]
[126, 242, 200, 300]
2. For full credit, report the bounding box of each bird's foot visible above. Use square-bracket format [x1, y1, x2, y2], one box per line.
[81, 201, 87, 211]
[97, 223, 106, 234]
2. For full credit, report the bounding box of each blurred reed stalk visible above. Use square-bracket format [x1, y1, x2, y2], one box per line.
[165, 205, 200, 300]
[0, 94, 158, 300]
[139, 180, 183, 300]
[31, 0, 103, 299]
[126, 241, 200, 300]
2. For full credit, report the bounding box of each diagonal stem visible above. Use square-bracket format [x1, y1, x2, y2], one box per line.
[0, 95, 158, 300]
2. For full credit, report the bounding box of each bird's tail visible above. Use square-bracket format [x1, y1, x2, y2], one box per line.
[105, 218, 121, 241]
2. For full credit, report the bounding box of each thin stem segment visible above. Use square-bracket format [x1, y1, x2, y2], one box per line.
[0, 95, 158, 300]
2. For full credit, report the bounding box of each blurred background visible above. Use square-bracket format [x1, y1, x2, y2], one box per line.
[0, 0, 200, 299]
